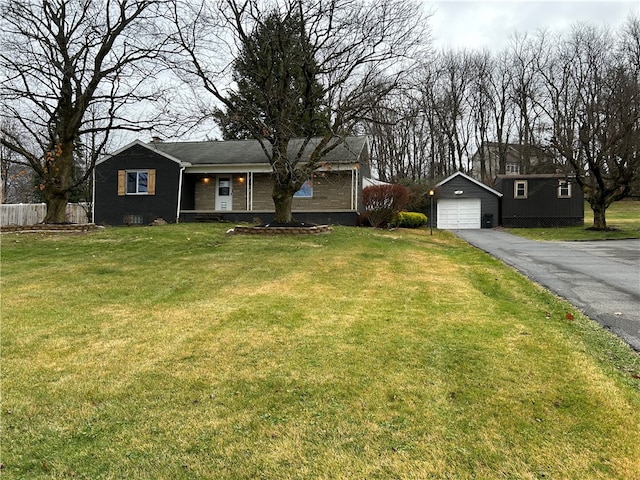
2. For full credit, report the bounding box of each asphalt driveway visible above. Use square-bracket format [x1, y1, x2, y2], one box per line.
[453, 229, 640, 352]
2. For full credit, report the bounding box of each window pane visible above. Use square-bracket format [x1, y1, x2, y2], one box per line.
[515, 181, 527, 198]
[127, 172, 137, 193]
[138, 172, 148, 193]
[294, 180, 313, 198]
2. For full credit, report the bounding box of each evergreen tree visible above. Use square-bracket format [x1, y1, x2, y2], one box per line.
[175, 0, 427, 224]
[216, 11, 330, 141]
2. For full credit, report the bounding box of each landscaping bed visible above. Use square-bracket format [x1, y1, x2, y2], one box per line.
[0, 223, 99, 234]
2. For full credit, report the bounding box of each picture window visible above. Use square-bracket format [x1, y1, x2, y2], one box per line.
[294, 180, 313, 198]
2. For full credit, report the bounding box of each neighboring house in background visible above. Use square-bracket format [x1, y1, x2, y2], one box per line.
[470, 142, 559, 185]
[494, 174, 584, 227]
[93, 136, 371, 226]
[431, 171, 502, 229]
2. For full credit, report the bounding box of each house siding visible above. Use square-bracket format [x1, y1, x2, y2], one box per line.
[294, 172, 354, 211]
[245, 172, 355, 211]
[94, 143, 181, 225]
[233, 176, 249, 210]
[194, 180, 216, 209]
[495, 176, 584, 227]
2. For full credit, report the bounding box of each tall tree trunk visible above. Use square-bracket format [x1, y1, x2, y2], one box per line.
[272, 184, 295, 224]
[42, 142, 74, 223]
[44, 190, 69, 223]
[591, 202, 607, 230]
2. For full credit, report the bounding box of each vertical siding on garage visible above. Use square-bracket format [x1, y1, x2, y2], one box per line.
[434, 174, 501, 228]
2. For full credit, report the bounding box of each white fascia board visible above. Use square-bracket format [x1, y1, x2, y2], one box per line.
[96, 140, 183, 166]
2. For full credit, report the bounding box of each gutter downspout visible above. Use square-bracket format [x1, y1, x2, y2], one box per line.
[176, 166, 185, 223]
[91, 166, 96, 224]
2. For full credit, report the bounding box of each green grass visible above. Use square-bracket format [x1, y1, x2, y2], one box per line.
[2, 225, 640, 479]
[506, 199, 640, 240]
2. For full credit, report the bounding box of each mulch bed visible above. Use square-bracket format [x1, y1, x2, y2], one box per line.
[231, 224, 332, 235]
[0, 224, 99, 234]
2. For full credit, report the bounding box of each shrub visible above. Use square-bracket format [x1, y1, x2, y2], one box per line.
[362, 184, 409, 228]
[396, 211, 428, 228]
[397, 179, 432, 214]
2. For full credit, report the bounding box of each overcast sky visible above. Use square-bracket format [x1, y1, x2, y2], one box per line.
[428, 0, 639, 51]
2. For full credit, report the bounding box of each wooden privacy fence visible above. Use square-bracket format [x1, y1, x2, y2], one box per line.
[1, 203, 91, 226]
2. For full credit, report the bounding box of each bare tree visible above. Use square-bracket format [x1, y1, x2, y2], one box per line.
[509, 32, 550, 173]
[171, 0, 428, 224]
[540, 22, 640, 228]
[430, 51, 474, 173]
[0, 0, 171, 223]
[1, 121, 36, 203]
[365, 88, 433, 182]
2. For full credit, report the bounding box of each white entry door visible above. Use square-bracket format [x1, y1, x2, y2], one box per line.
[215, 177, 232, 211]
[437, 198, 481, 229]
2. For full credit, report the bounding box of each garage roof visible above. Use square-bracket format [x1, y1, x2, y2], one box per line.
[436, 171, 503, 197]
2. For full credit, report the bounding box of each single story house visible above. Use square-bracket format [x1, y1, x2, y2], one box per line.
[493, 174, 583, 227]
[431, 171, 502, 229]
[93, 136, 371, 226]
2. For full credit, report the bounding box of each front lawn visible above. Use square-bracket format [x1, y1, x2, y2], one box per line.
[506, 199, 640, 240]
[2, 225, 640, 479]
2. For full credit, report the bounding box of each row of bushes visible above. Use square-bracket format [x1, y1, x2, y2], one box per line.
[361, 184, 430, 229]
[396, 211, 428, 228]
[359, 210, 428, 229]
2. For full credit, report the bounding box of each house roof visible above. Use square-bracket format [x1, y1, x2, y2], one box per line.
[472, 142, 554, 161]
[436, 171, 503, 197]
[147, 136, 368, 166]
[495, 173, 570, 179]
[96, 140, 184, 166]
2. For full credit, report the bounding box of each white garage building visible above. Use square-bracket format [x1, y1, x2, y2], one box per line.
[432, 172, 502, 230]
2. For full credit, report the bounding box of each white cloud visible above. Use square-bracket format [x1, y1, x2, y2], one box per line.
[427, 0, 639, 51]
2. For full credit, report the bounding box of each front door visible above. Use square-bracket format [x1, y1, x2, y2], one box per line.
[215, 177, 232, 211]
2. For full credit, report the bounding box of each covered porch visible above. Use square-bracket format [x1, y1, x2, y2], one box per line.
[178, 167, 364, 225]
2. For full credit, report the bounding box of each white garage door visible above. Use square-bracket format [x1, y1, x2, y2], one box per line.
[437, 198, 481, 229]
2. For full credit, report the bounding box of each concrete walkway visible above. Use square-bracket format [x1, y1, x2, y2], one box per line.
[453, 229, 640, 352]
